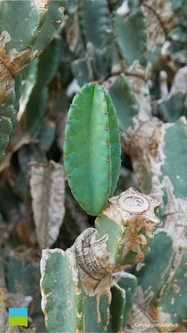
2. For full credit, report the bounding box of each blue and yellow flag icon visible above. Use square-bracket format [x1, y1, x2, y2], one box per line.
[9, 308, 28, 327]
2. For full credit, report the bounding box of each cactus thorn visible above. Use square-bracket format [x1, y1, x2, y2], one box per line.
[66, 174, 70, 178]
[63, 156, 67, 160]
[103, 98, 107, 101]
[70, 104, 73, 107]
[106, 127, 109, 131]
[66, 120, 70, 124]
[71, 191, 75, 195]
[77, 91, 80, 94]
[80, 204, 83, 207]
[108, 190, 111, 193]
[64, 138, 68, 142]
[113, 104, 115, 106]
[107, 143, 111, 147]
[104, 111, 108, 115]
[108, 159, 112, 163]
[109, 175, 112, 179]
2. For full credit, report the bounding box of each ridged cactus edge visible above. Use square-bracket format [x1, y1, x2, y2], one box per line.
[63, 82, 121, 216]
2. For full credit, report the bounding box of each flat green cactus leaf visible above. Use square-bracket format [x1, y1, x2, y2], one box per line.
[113, 9, 147, 67]
[107, 284, 126, 332]
[39, 119, 55, 151]
[41, 249, 80, 332]
[160, 118, 187, 199]
[117, 272, 137, 328]
[0, 1, 66, 163]
[29, 1, 68, 58]
[82, 289, 111, 332]
[108, 74, 139, 133]
[0, 1, 46, 57]
[135, 231, 176, 305]
[77, 0, 120, 81]
[21, 58, 39, 112]
[158, 92, 185, 123]
[72, 57, 94, 87]
[92, 48, 111, 81]
[155, 248, 187, 326]
[78, 0, 112, 49]
[23, 36, 61, 137]
[7, 247, 40, 298]
[35, 35, 62, 87]
[0, 1, 68, 75]
[41, 246, 112, 333]
[63, 82, 121, 216]
[26, 86, 48, 137]
[58, 35, 74, 88]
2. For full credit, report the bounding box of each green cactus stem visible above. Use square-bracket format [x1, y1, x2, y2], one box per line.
[63, 82, 121, 216]
[40, 188, 161, 332]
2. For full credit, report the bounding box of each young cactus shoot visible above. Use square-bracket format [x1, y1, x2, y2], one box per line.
[63, 82, 121, 216]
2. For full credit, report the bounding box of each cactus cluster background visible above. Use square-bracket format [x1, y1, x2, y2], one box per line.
[0, 0, 187, 332]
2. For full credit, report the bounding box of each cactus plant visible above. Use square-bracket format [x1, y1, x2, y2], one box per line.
[41, 187, 160, 332]
[63, 82, 121, 216]
[0, 0, 68, 163]
[0, 0, 187, 332]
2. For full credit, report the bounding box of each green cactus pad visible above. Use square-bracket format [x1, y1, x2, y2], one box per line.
[78, 0, 111, 49]
[158, 92, 185, 123]
[113, 9, 147, 67]
[108, 74, 139, 133]
[108, 284, 126, 332]
[135, 231, 176, 306]
[63, 82, 121, 216]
